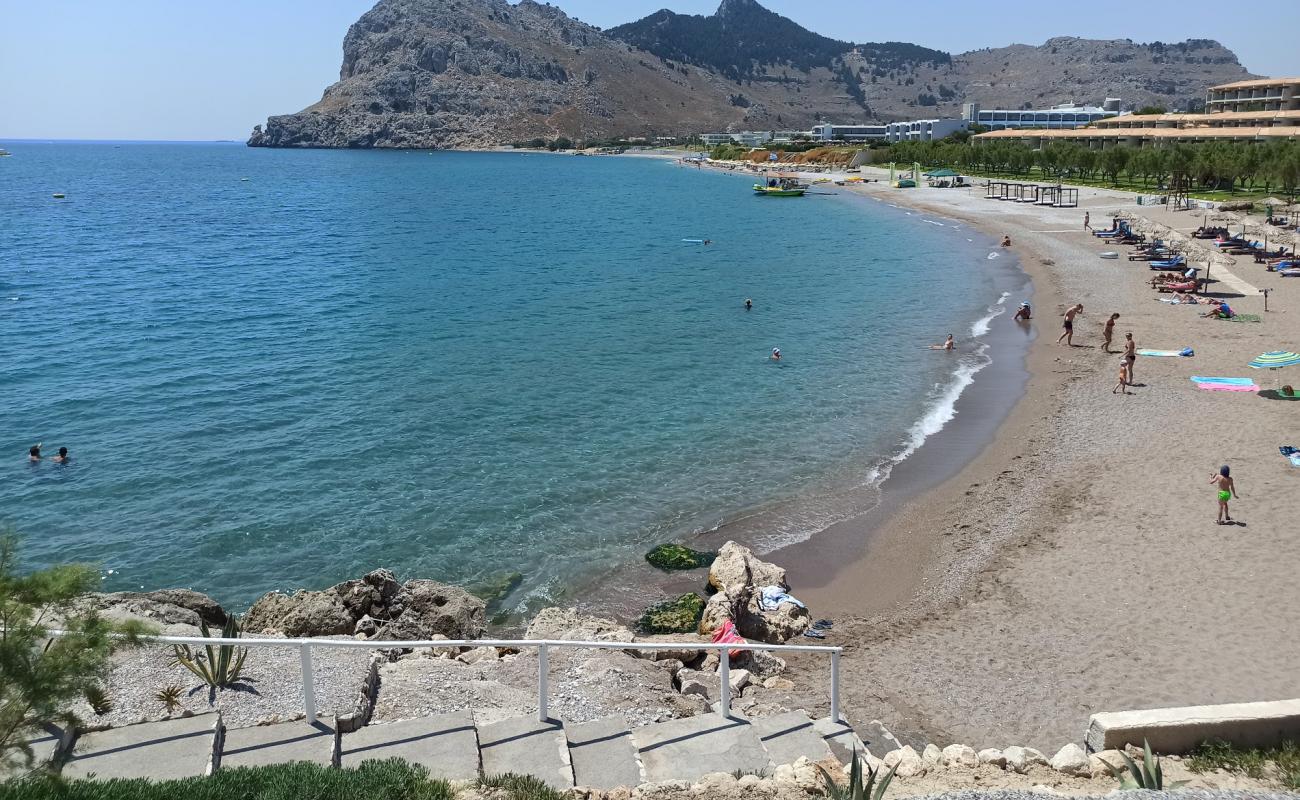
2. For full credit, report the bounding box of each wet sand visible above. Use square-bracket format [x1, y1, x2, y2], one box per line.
[779, 171, 1300, 750]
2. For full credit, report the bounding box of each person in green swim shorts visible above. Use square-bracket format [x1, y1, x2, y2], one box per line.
[1210, 465, 1239, 525]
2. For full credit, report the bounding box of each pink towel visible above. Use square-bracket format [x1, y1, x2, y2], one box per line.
[1197, 383, 1258, 392]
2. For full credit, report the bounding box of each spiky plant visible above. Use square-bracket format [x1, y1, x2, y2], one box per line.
[155, 683, 185, 714]
[171, 615, 248, 689]
[1103, 739, 1187, 790]
[817, 748, 899, 800]
[82, 685, 113, 716]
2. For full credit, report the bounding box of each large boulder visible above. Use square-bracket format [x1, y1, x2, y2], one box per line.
[1004, 745, 1049, 774]
[244, 589, 354, 637]
[708, 541, 787, 593]
[736, 592, 811, 644]
[525, 607, 634, 642]
[372, 580, 485, 641]
[84, 589, 227, 630]
[1049, 743, 1092, 777]
[330, 568, 401, 620]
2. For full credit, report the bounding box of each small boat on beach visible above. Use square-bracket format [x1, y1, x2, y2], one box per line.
[754, 175, 807, 197]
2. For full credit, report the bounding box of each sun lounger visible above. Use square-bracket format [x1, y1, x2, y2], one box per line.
[1149, 256, 1186, 269]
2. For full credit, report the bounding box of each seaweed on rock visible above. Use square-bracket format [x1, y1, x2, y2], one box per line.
[644, 544, 717, 571]
[637, 593, 706, 634]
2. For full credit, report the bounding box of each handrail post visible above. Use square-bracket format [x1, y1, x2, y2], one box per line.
[830, 650, 841, 724]
[718, 648, 731, 719]
[538, 644, 549, 722]
[299, 643, 317, 724]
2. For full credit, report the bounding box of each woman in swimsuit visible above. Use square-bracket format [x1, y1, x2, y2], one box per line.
[1102, 313, 1119, 352]
[1210, 465, 1238, 524]
[1123, 333, 1136, 384]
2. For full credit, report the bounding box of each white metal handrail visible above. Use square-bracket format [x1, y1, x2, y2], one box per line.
[65, 632, 842, 726]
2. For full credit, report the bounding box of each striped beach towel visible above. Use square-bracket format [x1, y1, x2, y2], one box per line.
[1191, 376, 1259, 392]
[1138, 348, 1194, 357]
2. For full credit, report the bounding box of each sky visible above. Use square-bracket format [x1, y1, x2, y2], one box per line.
[1, 0, 1295, 141]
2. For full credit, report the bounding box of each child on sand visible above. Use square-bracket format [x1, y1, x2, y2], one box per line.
[1112, 360, 1129, 394]
[1210, 465, 1239, 524]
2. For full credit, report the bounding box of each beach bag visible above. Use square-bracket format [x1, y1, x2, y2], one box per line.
[711, 618, 747, 659]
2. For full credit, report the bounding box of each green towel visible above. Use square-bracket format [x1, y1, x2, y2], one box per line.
[1226, 313, 1262, 323]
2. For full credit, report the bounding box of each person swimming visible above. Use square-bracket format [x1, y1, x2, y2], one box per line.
[29, 444, 41, 462]
[1013, 302, 1032, 322]
[745, 298, 753, 311]
[771, 347, 782, 361]
[1001, 235, 1012, 247]
[53, 447, 70, 464]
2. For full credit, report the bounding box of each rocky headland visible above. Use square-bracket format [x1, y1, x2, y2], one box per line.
[247, 0, 1255, 149]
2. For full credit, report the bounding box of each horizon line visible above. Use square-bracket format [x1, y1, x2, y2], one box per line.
[0, 137, 246, 144]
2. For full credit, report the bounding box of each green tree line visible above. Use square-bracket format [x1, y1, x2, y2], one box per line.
[874, 139, 1300, 197]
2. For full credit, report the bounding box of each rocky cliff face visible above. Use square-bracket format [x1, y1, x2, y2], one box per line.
[248, 0, 1256, 149]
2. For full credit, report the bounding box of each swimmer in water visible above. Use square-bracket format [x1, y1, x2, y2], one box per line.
[1001, 235, 1012, 247]
[29, 444, 41, 462]
[704, 240, 713, 245]
[929, 334, 955, 351]
[53, 447, 70, 464]
[745, 299, 753, 311]
[771, 347, 782, 361]
[1013, 302, 1032, 322]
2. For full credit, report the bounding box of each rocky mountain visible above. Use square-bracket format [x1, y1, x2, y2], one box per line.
[247, 0, 1256, 149]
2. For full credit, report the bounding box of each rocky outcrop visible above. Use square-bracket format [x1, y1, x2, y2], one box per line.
[525, 607, 634, 642]
[698, 541, 810, 644]
[243, 571, 485, 640]
[82, 589, 228, 634]
[249, 0, 1253, 149]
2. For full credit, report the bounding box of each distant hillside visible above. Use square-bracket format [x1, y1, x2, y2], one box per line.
[607, 0, 948, 81]
[248, 0, 1256, 149]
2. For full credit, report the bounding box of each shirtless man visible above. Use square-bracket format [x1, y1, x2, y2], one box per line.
[1211, 465, 1239, 524]
[1013, 302, 1032, 322]
[930, 334, 955, 351]
[1102, 313, 1120, 352]
[1123, 333, 1136, 384]
[1056, 304, 1084, 346]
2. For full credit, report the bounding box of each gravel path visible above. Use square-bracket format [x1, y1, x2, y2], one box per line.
[69, 635, 373, 730]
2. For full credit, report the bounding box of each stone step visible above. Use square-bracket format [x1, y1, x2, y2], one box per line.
[857, 718, 903, 754]
[339, 711, 479, 780]
[752, 710, 834, 767]
[0, 724, 69, 780]
[565, 715, 643, 790]
[61, 714, 220, 781]
[219, 720, 337, 770]
[478, 716, 574, 790]
[813, 716, 869, 763]
[631, 714, 771, 783]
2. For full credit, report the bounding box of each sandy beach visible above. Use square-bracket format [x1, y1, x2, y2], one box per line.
[758, 168, 1300, 751]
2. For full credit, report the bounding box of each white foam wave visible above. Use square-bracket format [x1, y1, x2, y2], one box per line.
[987, 252, 999, 260]
[970, 304, 1005, 337]
[997, 292, 1010, 304]
[923, 219, 945, 226]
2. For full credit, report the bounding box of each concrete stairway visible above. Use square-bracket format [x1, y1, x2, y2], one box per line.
[49, 710, 881, 787]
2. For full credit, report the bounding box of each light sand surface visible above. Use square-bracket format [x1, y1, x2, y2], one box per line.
[757, 167, 1300, 750]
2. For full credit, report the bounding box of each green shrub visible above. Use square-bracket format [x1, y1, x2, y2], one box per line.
[0, 759, 454, 800]
[644, 544, 716, 571]
[171, 616, 248, 689]
[818, 748, 898, 800]
[1102, 739, 1185, 791]
[637, 593, 705, 634]
[480, 773, 566, 800]
[1188, 738, 1300, 789]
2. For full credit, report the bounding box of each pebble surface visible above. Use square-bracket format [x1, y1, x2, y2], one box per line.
[69, 635, 373, 730]
[910, 792, 1299, 800]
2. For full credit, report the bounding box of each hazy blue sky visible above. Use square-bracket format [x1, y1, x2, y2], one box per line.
[1, 0, 1295, 141]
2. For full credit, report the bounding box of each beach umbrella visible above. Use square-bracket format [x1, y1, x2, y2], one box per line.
[1249, 351, 1300, 370]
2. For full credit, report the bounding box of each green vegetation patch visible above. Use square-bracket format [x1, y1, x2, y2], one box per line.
[468, 571, 524, 609]
[480, 773, 568, 800]
[644, 543, 716, 571]
[0, 759, 454, 800]
[1187, 739, 1300, 790]
[637, 593, 705, 634]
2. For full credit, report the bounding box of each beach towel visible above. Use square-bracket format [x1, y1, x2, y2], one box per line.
[710, 618, 747, 659]
[1191, 376, 1258, 392]
[1138, 348, 1194, 357]
[1191, 376, 1255, 385]
[1156, 298, 1202, 305]
[1225, 314, 1262, 323]
[1282, 447, 1300, 467]
[758, 585, 806, 612]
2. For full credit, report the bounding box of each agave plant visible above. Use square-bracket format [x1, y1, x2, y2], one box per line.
[1103, 739, 1187, 790]
[155, 683, 185, 714]
[171, 615, 248, 689]
[83, 685, 113, 716]
[817, 748, 898, 800]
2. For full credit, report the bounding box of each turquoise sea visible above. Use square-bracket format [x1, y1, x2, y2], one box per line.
[1, 143, 1020, 611]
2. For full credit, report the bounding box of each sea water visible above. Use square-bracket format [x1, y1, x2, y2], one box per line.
[1, 144, 1019, 609]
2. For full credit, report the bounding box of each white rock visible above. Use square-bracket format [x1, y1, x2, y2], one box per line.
[1049, 743, 1092, 777]
[763, 677, 795, 690]
[922, 744, 943, 765]
[883, 745, 926, 777]
[727, 668, 751, 694]
[942, 743, 980, 768]
[1089, 749, 1128, 778]
[978, 748, 1007, 768]
[679, 678, 711, 699]
[456, 645, 499, 665]
[772, 763, 796, 783]
[736, 774, 764, 787]
[1004, 745, 1048, 774]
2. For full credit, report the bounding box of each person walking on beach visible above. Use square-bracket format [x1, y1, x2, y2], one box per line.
[1211, 465, 1239, 524]
[1057, 304, 1083, 346]
[1102, 313, 1120, 352]
[1113, 359, 1130, 394]
[1084, 211, 1091, 232]
[1123, 333, 1136, 384]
